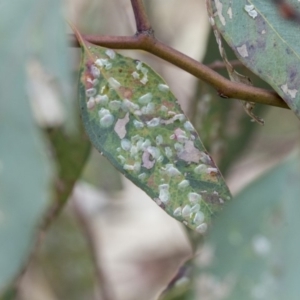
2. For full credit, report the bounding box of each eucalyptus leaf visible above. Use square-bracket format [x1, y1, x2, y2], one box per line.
[0, 0, 65, 292]
[193, 29, 268, 174]
[198, 153, 300, 299]
[207, 0, 300, 119]
[75, 30, 232, 233]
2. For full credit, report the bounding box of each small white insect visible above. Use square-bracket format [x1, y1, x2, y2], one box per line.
[244, 4, 258, 19]
[174, 143, 184, 153]
[105, 49, 116, 59]
[132, 71, 140, 79]
[196, 223, 208, 234]
[160, 105, 168, 112]
[156, 135, 163, 145]
[200, 152, 212, 164]
[184, 121, 194, 131]
[178, 180, 189, 189]
[191, 203, 200, 213]
[98, 108, 110, 118]
[136, 61, 143, 70]
[105, 62, 112, 70]
[147, 146, 161, 159]
[194, 211, 205, 224]
[109, 100, 122, 111]
[90, 65, 100, 78]
[174, 114, 186, 122]
[117, 155, 126, 164]
[182, 205, 191, 218]
[165, 164, 181, 177]
[108, 77, 121, 89]
[159, 184, 170, 203]
[142, 102, 155, 115]
[133, 120, 144, 129]
[173, 207, 182, 217]
[158, 84, 169, 92]
[133, 162, 141, 172]
[138, 173, 147, 180]
[95, 94, 109, 105]
[140, 77, 148, 85]
[188, 192, 202, 204]
[165, 147, 173, 158]
[86, 88, 96, 97]
[99, 114, 114, 128]
[194, 164, 207, 174]
[141, 66, 148, 75]
[138, 93, 153, 104]
[146, 118, 160, 127]
[207, 167, 218, 175]
[130, 146, 138, 157]
[87, 97, 95, 110]
[95, 59, 106, 68]
[121, 139, 131, 151]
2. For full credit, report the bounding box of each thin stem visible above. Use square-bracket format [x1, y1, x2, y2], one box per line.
[130, 0, 152, 33]
[71, 33, 288, 109]
[207, 60, 243, 70]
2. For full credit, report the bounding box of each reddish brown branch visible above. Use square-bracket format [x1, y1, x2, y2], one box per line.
[70, 33, 288, 109]
[130, 0, 153, 33]
[207, 60, 243, 70]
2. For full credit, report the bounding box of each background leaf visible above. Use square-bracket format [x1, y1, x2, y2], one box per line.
[41, 123, 91, 230]
[192, 29, 269, 174]
[0, 0, 71, 292]
[76, 34, 232, 233]
[29, 0, 76, 131]
[197, 153, 300, 299]
[208, 0, 300, 119]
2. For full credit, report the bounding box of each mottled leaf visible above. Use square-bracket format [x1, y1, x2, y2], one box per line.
[207, 0, 300, 119]
[75, 31, 232, 233]
[197, 153, 300, 299]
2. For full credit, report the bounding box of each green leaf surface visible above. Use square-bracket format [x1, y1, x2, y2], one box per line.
[199, 153, 300, 299]
[76, 33, 232, 233]
[208, 0, 300, 119]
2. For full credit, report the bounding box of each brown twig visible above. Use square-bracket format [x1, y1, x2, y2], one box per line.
[69, 0, 289, 110]
[70, 33, 287, 109]
[130, 0, 153, 33]
[207, 59, 244, 70]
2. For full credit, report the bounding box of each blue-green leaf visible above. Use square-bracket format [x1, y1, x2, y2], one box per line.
[76, 31, 232, 233]
[199, 153, 300, 299]
[207, 0, 300, 119]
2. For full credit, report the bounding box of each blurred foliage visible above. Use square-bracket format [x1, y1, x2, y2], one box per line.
[37, 210, 96, 300]
[42, 123, 91, 229]
[0, 286, 17, 300]
[198, 153, 300, 299]
[0, 0, 55, 292]
[83, 149, 123, 193]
